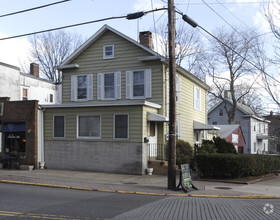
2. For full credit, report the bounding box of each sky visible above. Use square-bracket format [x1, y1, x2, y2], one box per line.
[0, 0, 278, 112]
[0, 0, 272, 67]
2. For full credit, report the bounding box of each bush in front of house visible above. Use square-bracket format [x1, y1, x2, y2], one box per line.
[197, 137, 237, 154]
[196, 154, 280, 178]
[176, 140, 193, 166]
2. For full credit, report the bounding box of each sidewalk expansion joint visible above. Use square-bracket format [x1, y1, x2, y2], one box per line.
[1, 180, 279, 199]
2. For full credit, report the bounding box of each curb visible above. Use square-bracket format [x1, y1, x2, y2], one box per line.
[1, 180, 279, 199]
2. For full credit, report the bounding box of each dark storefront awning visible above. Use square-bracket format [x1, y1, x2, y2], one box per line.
[3, 122, 26, 132]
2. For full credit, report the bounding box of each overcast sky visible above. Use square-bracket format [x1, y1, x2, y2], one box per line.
[0, 0, 271, 68]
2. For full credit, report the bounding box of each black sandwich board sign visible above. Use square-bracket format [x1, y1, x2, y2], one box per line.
[176, 164, 197, 193]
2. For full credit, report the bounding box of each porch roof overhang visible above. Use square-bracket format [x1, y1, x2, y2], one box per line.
[147, 112, 169, 122]
[257, 135, 274, 140]
[193, 121, 220, 130]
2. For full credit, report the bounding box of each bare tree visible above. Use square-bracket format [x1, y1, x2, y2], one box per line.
[201, 27, 265, 124]
[29, 30, 83, 83]
[156, 20, 204, 78]
[262, 0, 280, 108]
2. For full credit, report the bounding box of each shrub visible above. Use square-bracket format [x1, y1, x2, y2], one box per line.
[196, 154, 280, 178]
[176, 140, 193, 166]
[197, 137, 237, 154]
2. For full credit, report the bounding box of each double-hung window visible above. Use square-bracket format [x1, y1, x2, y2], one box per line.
[0, 102, 4, 116]
[126, 69, 151, 99]
[103, 45, 114, 59]
[114, 114, 129, 139]
[194, 86, 201, 111]
[176, 75, 181, 103]
[97, 72, 121, 100]
[78, 115, 101, 139]
[53, 115, 65, 138]
[71, 74, 93, 101]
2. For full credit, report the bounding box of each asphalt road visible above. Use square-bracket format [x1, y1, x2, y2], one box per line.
[0, 183, 280, 220]
[0, 183, 163, 219]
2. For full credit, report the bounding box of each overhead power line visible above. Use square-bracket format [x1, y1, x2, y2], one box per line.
[0, 8, 167, 41]
[179, 11, 280, 84]
[0, 0, 71, 18]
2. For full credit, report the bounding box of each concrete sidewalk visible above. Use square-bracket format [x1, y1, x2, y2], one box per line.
[0, 169, 279, 198]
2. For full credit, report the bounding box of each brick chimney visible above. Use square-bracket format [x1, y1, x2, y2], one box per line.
[139, 31, 153, 50]
[30, 63, 39, 77]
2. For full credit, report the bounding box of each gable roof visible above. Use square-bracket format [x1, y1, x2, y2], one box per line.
[58, 25, 209, 90]
[59, 25, 166, 68]
[217, 124, 240, 139]
[208, 98, 255, 116]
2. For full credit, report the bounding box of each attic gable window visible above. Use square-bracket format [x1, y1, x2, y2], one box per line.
[103, 45, 114, 59]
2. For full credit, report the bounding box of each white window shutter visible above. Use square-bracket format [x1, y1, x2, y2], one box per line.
[115, 71, 121, 99]
[87, 74, 93, 100]
[97, 73, 103, 100]
[145, 69, 152, 98]
[126, 71, 132, 99]
[71, 75, 76, 101]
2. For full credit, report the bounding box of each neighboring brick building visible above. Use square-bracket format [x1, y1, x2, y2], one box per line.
[0, 97, 39, 168]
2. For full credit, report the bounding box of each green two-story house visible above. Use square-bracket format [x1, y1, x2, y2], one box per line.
[41, 25, 210, 174]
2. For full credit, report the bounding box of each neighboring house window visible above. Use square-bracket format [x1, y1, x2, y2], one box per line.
[254, 142, 256, 152]
[71, 74, 93, 101]
[126, 69, 151, 99]
[176, 119, 182, 139]
[53, 116, 65, 138]
[0, 102, 3, 116]
[254, 124, 256, 132]
[176, 75, 181, 104]
[50, 94, 53, 103]
[212, 122, 217, 125]
[259, 123, 261, 133]
[97, 72, 121, 100]
[78, 115, 101, 139]
[194, 86, 201, 111]
[103, 45, 114, 59]
[219, 108, 223, 116]
[264, 143, 266, 151]
[114, 114, 129, 139]
[22, 88, 28, 100]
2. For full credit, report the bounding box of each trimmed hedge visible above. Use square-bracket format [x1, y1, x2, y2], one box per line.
[196, 154, 280, 178]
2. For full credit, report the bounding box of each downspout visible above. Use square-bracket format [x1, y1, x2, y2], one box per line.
[38, 105, 46, 169]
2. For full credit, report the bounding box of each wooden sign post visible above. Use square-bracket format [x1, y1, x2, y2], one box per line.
[176, 164, 197, 192]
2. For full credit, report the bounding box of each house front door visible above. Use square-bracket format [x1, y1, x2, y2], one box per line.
[148, 121, 157, 157]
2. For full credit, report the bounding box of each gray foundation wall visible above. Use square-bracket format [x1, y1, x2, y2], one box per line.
[44, 140, 148, 174]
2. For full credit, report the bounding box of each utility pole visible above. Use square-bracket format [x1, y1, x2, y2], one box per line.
[167, 0, 177, 190]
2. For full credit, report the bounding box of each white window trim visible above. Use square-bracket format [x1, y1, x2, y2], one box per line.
[114, 114, 129, 140]
[194, 86, 201, 111]
[21, 86, 29, 100]
[76, 115, 101, 139]
[103, 44, 114, 59]
[176, 75, 181, 104]
[176, 119, 182, 139]
[126, 69, 151, 99]
[53, 115, 66, 139]
[97, 72, 121, 101]
[71, 74, 93, 102]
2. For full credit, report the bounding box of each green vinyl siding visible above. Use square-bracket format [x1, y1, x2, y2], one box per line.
[44, 105, 144, 142]
[62, 31, 164, 106]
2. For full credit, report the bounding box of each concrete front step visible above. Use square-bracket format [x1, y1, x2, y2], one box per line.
[148, 160, 168, 175]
